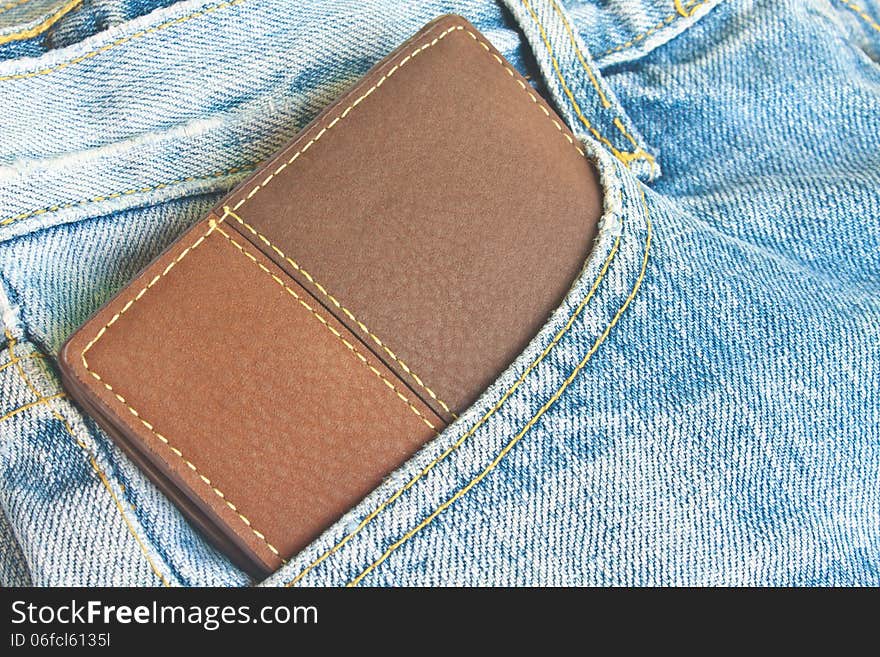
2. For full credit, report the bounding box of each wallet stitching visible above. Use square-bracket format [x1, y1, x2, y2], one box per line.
[211, 221, 440, 433]
[222, 207, 456, 419]
[225, 24, 584, 419]
[347, 187, 652, 586]
[280, 21, 612, 586]
[77, 214, 440, 566]
[79, 220, 285, 563]
[284, 200, 628, 586]
[228, 25, 583, 222]
[75, 20, 583, 571]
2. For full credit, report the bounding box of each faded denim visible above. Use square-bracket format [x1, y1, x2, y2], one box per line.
[0, 0, 878, 586]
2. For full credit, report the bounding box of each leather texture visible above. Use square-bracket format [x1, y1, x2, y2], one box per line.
[59, 14, 603, 577]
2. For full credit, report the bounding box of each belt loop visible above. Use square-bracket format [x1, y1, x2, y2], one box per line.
[502, 0, 659, 181]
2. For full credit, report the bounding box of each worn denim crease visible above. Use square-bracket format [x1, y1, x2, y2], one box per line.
[3, 331, 170, 585]
[0, 0, 82, 45]
[0, 164, 258, 226]
[0, 0, 248, 80]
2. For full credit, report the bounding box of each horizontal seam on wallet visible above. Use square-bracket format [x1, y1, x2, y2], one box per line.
[222, 207, 456, 420]
[211, 221, 440, 433]
[345, 186, 652, 586]
[79, 218, 285, 563]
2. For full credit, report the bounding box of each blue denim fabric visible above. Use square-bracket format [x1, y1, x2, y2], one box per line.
[0, 0, 877, 586]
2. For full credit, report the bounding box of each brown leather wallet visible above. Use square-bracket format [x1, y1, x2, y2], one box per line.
[59, 14, 602, 577]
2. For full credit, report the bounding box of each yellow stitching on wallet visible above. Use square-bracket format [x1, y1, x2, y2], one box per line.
[231, 25, 584, 217]
[222, 207, 456, 419]
[347, 185, 653, 586]
[212, 222, 440, 434]
[285, 196, 627, 586]
[78, 219, 286, 561]
[74, 20, 586, 570]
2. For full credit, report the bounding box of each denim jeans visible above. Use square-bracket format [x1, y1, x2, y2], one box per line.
[0, 0, 878, 586]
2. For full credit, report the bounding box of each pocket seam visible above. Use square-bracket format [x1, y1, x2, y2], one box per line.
[0, 164, 258, 227]
[345, 185, 653, 587]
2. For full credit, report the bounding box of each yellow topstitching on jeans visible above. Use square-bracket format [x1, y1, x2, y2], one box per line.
[520, 0, 653, 169]
[598, 0, 705, 58]
[0, 0, 81, 46]
[0, 0, 247, 81]
[79, 219, 285, 562]
[541, 0, 656, 171]
[674, 0, 701, 18]
[4, 331, 169, 585]
[839, 0, 880, 32]
[222, 207, 456, 420]
[547, 0, 611, 108]
[284, 198, 626, 586]
[211, 221, 440, 433]
[0, 350, 44, 373]
[0, 0, 32, 16]
[86, 449, 170, 586]
[0, 164, 257, 226]
[0, 392, 65, 422]
[347, 185, 653, 586]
